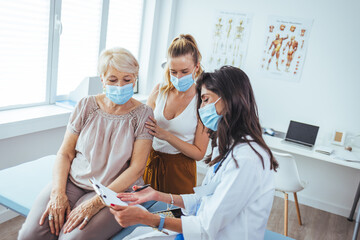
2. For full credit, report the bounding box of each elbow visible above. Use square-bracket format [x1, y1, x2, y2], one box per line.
[56, 151, 75, 164]
[134, 164, 147, 179]
[193, 152, 206, 161]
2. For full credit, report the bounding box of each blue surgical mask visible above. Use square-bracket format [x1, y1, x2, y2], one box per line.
[170, 69, 195, 92]
[198, 97, 222, 131]
[105, 83, 134, 105]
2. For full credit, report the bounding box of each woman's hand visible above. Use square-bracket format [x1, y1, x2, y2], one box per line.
[110, 205, 156, 228]
[117, 185, 157, 205]
[145, 116, 169, 140]
[39, 193, 71, 236]
[62, 195, 104, 234]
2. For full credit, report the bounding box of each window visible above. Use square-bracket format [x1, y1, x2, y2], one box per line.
[0, 0, 144, 110]
[0, 0, 50, 109]
[106, 0, 143, 59]
[56, 0, 103, 96]
[106, 0, 144, 93]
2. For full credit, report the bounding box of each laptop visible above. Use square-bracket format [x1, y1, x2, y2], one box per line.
[284, 120, 320, 148]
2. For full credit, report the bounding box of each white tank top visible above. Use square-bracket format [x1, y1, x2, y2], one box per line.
[152, 90, 198, 154]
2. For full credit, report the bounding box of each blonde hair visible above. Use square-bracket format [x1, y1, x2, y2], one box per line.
[98, 47, 139, 78]
[161, 34, 203, 95]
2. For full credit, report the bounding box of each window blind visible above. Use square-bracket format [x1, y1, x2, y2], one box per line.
[0, 0, 50, 108]
[56, 0, 102, 96]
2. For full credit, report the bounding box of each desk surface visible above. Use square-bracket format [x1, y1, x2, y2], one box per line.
[263, 135, 360, 170]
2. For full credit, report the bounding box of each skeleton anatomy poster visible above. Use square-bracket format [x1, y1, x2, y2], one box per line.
[260, 16, 313, 82]
[207, 11, 252, 71]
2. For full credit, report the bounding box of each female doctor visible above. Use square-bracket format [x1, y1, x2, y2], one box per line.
[110, 66, 279, 240]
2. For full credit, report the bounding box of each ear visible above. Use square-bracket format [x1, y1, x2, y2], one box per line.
[133, 74, 137, 88]
[195, 62, 200, 71]
[194, 62, 201, 78]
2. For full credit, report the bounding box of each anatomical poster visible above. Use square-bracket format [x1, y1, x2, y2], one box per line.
[260, 16, 313, 82]
[206, 11, 252, 71]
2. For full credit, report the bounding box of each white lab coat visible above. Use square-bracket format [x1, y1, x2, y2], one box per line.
[181, 141, 275, 240]
[124, 141, 275, 240]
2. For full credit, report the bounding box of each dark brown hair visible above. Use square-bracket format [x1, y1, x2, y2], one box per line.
[196, 66, 278, 171]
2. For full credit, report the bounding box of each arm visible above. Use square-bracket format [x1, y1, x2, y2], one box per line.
[146, 83, 160, 110]
[268, 41, 274, 52]
[283, 42, 289, 53]
[115, 184, 203, 233]
[110, 205, 183, 233]
[118, 185, 185, 209]
[113, 190, 187, 233]
[52, 131, 78, 196]
[107, 139, 152, 192]
[146, 119, 209, 160]
[165, 120, 209, 161]
[40, 130, 78, 236]
[63, 138, 153, 233]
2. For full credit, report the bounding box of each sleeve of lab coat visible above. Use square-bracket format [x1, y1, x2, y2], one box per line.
[180, 193, 201, 216]
[181, 155, 263, 240]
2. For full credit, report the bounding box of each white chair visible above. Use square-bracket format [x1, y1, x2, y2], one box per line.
[273, 151, 305, 236]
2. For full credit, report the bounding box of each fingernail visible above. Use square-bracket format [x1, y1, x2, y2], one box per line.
[111, 204, 115, 207]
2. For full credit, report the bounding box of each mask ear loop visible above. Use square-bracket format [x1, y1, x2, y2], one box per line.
[214, 97, 221, 105]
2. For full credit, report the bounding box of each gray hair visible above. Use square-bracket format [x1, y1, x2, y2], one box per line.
[98, 47, 139, 77]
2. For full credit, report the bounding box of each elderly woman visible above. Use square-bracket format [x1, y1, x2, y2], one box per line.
[18, 47, 154, 240]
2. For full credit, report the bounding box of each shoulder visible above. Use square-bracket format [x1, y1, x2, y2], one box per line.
[133, 103, 154, 118]
[229, 141, 270, 170]
[147, 83, 161, 109]
[75, 95, 97, 110]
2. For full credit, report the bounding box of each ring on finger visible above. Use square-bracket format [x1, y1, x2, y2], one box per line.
[84, 216, 89, 222]
[48, 214, 54, 221]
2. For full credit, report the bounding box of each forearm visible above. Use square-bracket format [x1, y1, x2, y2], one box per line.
[107, 165, 144, 192]
[155, 191, 185, 209]
[52, 153, 72, 194]
[143, 213, 183, 233]
[165, 133, 204, 160]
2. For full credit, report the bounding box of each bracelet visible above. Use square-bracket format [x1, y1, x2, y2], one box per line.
[167, 193, 174, 210]
[158, 214, 166, 231]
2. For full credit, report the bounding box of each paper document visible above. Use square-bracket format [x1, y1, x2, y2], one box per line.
[123, 226, 178, 240]
[89, 177, 146, 210]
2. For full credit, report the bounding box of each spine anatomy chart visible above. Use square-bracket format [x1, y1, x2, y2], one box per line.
[207, 11, 252, 71]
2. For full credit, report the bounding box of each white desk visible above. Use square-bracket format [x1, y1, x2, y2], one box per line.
[263, 135, 360, 220]
[197, 135, 360, 175]
[263, 135, 360, 170]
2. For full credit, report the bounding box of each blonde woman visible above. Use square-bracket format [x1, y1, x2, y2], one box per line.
[18, 48, 154, 240]
[144, 34, 209, 194]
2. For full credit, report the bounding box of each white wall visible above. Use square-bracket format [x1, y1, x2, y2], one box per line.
[0, 127, 65, 223]
[0, 127, 65, 170]
[166, 0, 360, 217]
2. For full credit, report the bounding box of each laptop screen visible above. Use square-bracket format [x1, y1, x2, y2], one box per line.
[285, 121, 320, 147]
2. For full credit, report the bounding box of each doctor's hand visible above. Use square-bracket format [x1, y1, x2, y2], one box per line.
[40, 192, 71, 236]
[110, 205, 154, 228]
[117, 185, 157, 205]
[62, 195, 104, 234]
[145, 116, 169, 141]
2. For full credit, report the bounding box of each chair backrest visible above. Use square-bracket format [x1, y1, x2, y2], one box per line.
[273, 151, 304, 193]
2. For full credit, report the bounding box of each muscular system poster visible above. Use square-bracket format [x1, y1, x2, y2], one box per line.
[260, 16, 313, 82]
[206, 11, 252, 71]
